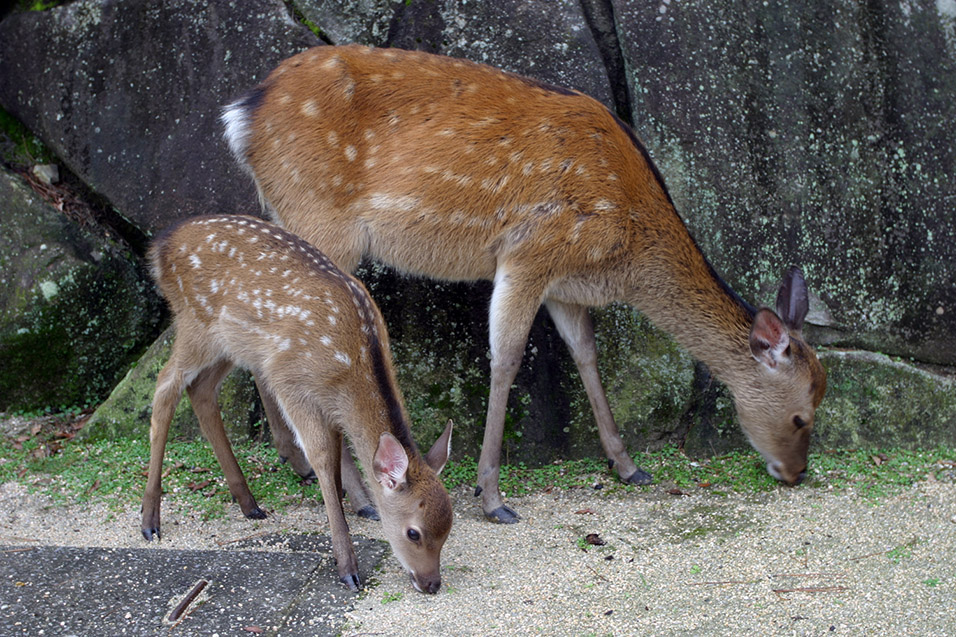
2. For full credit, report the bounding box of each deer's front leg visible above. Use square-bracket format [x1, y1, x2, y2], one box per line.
[475, 271, 542, 523]
[309, 426, 361, 590]
[260, 381, 378, 519]
[259, 380, 316, 482]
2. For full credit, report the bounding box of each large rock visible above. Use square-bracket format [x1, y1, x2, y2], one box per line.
[0, 0, 319, 234]
[613, 0, 956, 365]
[814, 350, 956, 449]
[0, 165, 162, 412]
[81, 327, 263, 444]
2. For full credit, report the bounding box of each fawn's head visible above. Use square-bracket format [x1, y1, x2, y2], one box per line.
[371, 421, 454, 594]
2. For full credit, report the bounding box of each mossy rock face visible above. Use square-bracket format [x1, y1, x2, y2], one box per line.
[0, 0, 319, 234]
[82, 327, 264, 443]
[0, 167, 163, 412]
[813, 350, 956, 450]
[616, 1, 956, 364]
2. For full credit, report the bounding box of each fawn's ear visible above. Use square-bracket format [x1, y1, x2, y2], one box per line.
[424, 420, 453, 475]
[373, 433, 409, 492]
[750, 308, 791, 370]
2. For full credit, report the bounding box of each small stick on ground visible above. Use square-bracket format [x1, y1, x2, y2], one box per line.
[168, 579, 209, 623]
[771, 572, 846, 579]
[772, 586, 849, 599]
[0, 536, 39, 544]
[215, 531, 270, 546]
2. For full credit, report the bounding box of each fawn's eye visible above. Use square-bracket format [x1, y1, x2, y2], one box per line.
[407, 528, 421, 542]
[793, 416, 808, 430]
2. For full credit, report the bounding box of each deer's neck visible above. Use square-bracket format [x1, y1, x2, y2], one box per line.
[624, 229, 756, 387]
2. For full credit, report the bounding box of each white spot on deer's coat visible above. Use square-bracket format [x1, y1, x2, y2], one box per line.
[441, 169, 472, 187]
[344, 145, 357, 161]
[368, 193, 421, 212]
[320, 335, 332, 347]
[328, 131, 339, 146]
[301, 99, 319, 117]
[189, 254, 201, 269]
[334, 352, 351, 366]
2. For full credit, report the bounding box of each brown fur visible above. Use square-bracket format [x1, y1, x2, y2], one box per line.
[142, 214, 453, 592]
[222, 45, 827, 517]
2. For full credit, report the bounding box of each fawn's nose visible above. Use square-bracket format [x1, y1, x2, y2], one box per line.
[410, 572, 442, 594]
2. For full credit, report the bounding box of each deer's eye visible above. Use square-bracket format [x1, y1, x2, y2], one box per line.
[406, 528, 421, 542]
[793, 416, 808, 430]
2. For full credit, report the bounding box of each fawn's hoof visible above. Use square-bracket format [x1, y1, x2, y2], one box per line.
[356, 505, 380, 521]
[340, 573, 362, 592]
[245, 506, 268, 520]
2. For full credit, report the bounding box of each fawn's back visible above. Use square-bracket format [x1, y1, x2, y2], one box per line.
[152, 214, 385, 394]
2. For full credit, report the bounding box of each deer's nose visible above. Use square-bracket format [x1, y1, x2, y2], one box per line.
[410, 572, 442, 594]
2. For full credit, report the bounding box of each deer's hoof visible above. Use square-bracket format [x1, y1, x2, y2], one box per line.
[484, 505, 520, 524]
[245, 506, 268, 520]
[299, 469, 317, 485]
[625, 468, 653, 485]
[356, 505, 380, 521]
[340, 573, 362, 592]
[141, 527, 161, 542]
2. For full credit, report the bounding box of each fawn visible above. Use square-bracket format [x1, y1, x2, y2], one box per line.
[142, 214, 453, 592]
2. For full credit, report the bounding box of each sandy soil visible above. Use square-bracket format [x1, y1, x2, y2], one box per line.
[2, 469, 954, 636]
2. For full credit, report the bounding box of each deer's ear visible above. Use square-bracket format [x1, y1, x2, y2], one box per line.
[775, 267, 809, 333]
[373, 433, 409, 491]
[424, 420, 453, 475]
[750, 308, 791, 370]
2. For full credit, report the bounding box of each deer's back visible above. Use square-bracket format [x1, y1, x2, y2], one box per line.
[236, 45, 685, 292]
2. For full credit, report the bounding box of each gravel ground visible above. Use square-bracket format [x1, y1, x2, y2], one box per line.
[1, 473, 954, 636]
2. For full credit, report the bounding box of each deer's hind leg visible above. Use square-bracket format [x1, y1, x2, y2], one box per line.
[187, 359, 266, 520]
[142, 338, 230, 540]
[545, 299, 651, 485]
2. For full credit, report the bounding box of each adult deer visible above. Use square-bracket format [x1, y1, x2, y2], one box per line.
[142, 214, 454, 593]
[222, 44, 827, 523]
